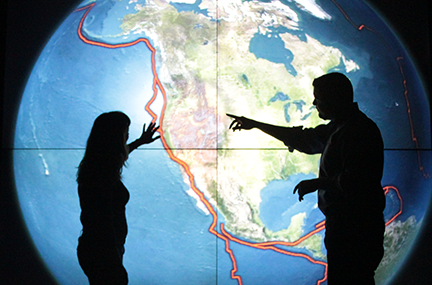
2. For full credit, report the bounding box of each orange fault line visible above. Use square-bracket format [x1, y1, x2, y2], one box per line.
[75, 3, 403, 285]
[330, 0, 429, 178]
[384, 186, 403, 225]
[75, 4, 248, 283]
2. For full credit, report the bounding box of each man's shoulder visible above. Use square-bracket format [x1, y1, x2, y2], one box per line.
[354, 109, 381, 133]
[340, 110, 384, 147]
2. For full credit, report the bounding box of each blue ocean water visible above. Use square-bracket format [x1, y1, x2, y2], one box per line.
[15, 7, 156, 149]
[14, 149, 88, 284]
[383, 150, 432, 222]
[122, 150, 220, 284]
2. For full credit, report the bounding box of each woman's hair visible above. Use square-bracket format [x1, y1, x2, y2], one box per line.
[77, 111, 131, 183]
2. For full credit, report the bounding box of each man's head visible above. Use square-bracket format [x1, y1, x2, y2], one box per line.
[312, 72, 354, 120]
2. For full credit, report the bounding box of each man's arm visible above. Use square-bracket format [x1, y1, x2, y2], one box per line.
[227, 113, 333, 201]
[227, 113, 295, 143]
[227, 113, 328, 154]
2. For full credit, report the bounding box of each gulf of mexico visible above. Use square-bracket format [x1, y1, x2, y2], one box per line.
[259, 173, 325, 234]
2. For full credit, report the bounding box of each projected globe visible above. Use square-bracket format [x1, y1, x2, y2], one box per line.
[14, 0, 431, 284]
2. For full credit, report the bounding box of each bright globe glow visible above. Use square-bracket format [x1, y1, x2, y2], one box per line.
[14, 0, 431, 284]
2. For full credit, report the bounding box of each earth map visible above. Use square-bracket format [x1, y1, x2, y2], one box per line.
[12, 0, 431, 284]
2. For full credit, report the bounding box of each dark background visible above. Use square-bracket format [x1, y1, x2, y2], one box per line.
[1, 0, 430, 284]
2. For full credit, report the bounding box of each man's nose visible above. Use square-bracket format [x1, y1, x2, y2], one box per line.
[312, 99, 317, 105]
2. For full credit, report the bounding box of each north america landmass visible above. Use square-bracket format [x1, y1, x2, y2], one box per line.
[93, 0, 420, 265]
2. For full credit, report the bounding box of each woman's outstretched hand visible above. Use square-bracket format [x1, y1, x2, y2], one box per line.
[137, 122, 160, 145]
[227, 113, 256, 131]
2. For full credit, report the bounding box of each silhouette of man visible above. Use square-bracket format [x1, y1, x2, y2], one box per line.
[228, 72, 385, 285]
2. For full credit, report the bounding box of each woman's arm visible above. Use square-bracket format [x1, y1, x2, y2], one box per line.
[128, 122, 160, 153]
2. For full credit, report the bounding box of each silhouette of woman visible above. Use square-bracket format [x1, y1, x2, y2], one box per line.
[76, 111, 160, 285]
